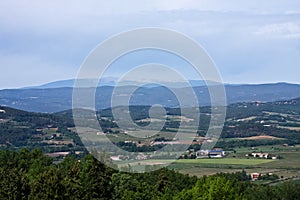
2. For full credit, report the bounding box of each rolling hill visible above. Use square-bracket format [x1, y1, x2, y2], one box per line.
[0, 82, 300, 113]
[0, 96, 300, 151]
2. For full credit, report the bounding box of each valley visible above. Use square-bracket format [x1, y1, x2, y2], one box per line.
[1, 97, 300, 180]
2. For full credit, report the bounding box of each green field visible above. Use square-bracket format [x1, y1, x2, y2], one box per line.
[175, 158, 274, 165]
[111, 157, 279, 176]
[175, 145, 300, 178]
[115, 145, 300, 179]
[115, 158, 275, 173]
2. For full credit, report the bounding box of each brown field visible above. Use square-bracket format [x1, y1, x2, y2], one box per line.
[277, 126, 300, 131]
[45, 140, 75, 145]
[239, 135, 283, 140]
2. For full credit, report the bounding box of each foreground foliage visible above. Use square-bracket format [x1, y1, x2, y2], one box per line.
[0, 149, 300, 199]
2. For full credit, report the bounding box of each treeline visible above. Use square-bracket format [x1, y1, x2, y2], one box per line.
[1, 149, 300, 199]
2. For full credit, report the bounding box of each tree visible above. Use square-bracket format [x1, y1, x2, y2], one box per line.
[175, 175, 245, 200]
[60, 156, 82, 199]
[29, 166, 64, 200]
[0, 168, 30, 199]
[79, 154, 113, 200]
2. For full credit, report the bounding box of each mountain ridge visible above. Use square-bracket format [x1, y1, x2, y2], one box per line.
[23, 78, 224, 89]
[1, 82, 300, 113]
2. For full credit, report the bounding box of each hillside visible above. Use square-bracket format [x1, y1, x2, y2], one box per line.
[0, 82, 300, 113]
[1, 97, 300, 153]
[0, 106, 83, 153]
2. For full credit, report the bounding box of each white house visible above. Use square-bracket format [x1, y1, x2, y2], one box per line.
[196, 149, 225, 158]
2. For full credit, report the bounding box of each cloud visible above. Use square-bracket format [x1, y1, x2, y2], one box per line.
[255, 22, 300, 39]
[0, 54, 74, 89]
[0, 1, 300, 88]
[150, 0, 300, 14]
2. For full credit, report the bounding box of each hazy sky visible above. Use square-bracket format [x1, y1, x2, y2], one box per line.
[0, 0, 300, 89]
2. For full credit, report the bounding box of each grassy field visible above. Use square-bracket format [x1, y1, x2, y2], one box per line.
[115, 144, 300, 177]
[175, 145, 300, 178]
[117, 158, 273, 166]
[115, 157, 275, 174]
[78, 125, 300, 179]
[175, 158, 274, 165]
[108, 143, 300, 181]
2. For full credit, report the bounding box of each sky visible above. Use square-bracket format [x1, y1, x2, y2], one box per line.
[0, 0, 300, 89]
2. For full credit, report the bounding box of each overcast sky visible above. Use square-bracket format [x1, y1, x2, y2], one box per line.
[0, 0, 300, 89]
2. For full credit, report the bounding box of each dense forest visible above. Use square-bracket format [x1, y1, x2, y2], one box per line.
[1, 148, 300, 200]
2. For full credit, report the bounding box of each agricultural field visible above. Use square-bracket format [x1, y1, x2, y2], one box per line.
[175, 144, 300, 179]
[175, 158, 274, 165]
[2, 99, 300, 181]
[111, 143, 300, 181]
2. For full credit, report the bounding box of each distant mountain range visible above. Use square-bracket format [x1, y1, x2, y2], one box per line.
[24, 78, 221, 89]
[1, 80, 300, 113]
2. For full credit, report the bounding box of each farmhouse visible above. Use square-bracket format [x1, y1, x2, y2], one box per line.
[196, 149, 225, 158]
[196, 150, 209, 158]
[110, 155, 121, 161]
[251, 152, 269, 159]
[136, 153, 147, 160]
[250, 173, 260, 181]
[209, 149, 226, 158]
[246, 152, 279, 159]
[96, 132, 105, 136]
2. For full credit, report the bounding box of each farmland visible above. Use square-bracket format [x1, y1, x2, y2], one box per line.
[110, 143, 300, 180]
[1, 98, 300, 180]
[175, 158, 273, 165]
[176, 144, 300, 179]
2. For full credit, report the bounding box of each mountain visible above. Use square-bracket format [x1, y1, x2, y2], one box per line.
[23, 77, 118, 89]
[0, 83, 300, 113]
[24, 78, 220, 89]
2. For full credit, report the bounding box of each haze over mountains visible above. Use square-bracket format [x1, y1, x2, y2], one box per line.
[1, 79, 300, 113]
[24, 78, 221, 89]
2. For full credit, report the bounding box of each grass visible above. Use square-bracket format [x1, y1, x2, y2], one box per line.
[111, 143, 300, 179]
[114, 157, 276, 174]
[118, 158, 273, 165]
[175, 158, 274, 165]
[175, 145, 300, 178]
[261, 151, 300, 169]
